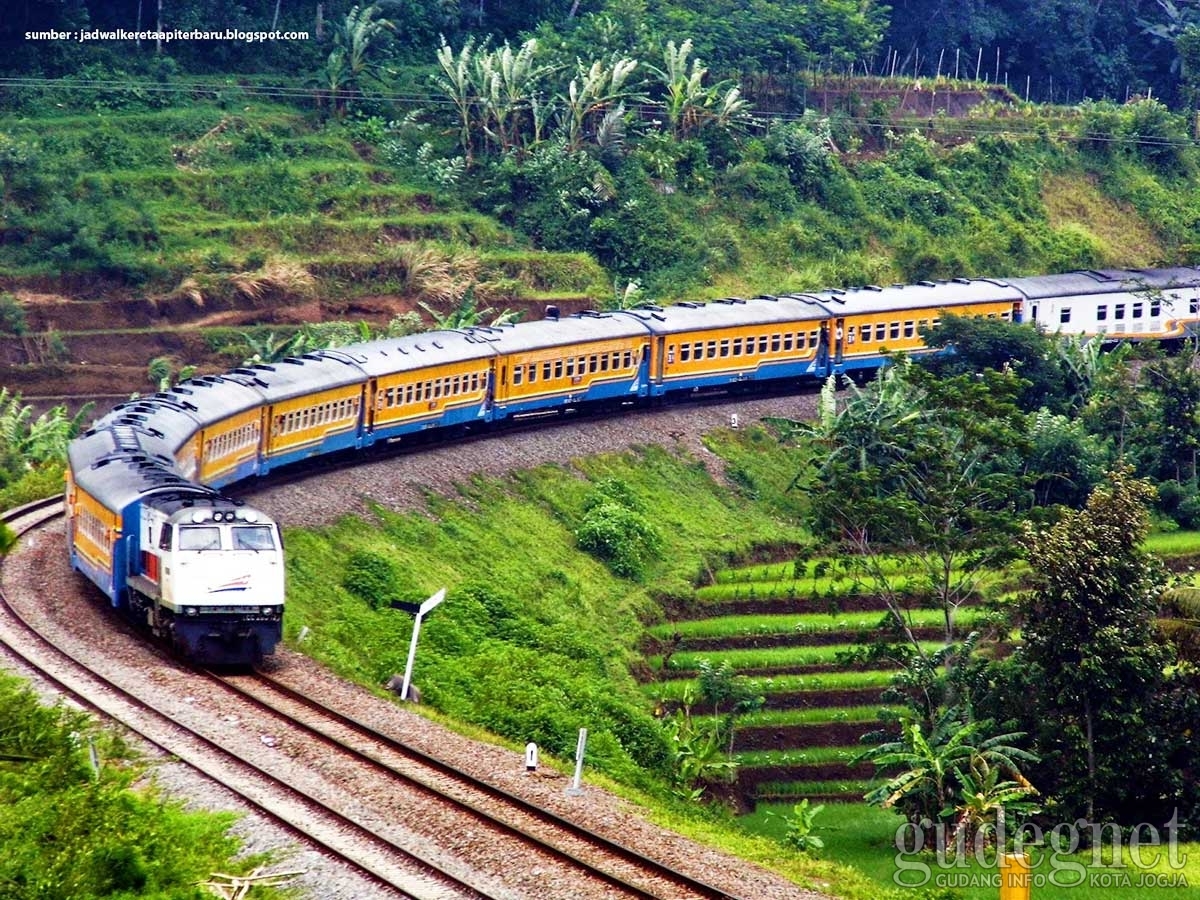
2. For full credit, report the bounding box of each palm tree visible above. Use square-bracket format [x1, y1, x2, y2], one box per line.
[857, 708, 1036, 836]
[474, 39, 555, 154]
[435, 37, 479, 163]
[0, 389, 91, 483]
[562, 56, 640, 151]
[648, 39, 748, 140]
[316, 4, 395, 116]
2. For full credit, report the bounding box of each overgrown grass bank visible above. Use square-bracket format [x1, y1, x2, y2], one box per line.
[282, 436, 811, 786]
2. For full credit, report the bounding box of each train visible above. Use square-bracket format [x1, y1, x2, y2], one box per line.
[64, 264, 1200, 664]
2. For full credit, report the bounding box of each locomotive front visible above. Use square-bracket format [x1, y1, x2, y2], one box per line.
[141, 496, 285, 665]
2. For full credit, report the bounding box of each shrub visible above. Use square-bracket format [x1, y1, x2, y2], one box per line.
[765, 114, 837, 200]
[577, 479, 662, 578]
[343, 549, 400, 608]
[0, 292, 27, 336]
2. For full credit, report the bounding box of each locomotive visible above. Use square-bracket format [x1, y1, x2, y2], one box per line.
[64, 265, 1200, 664]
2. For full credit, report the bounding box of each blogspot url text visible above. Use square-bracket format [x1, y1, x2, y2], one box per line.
[25, 29, 310, 44]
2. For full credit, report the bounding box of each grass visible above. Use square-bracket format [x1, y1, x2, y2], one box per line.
[707, 705, 899, 728]
[1146, 530, 1200, 556]
[650, 608, 988, 640]
[744, 803, 1200, 900]
[0, 99, 607, 299]
[736, 745, 867, 766]
[696, 568, 1010, 603]
[643, 668, 898, 701]
[655, 641, 947, 673]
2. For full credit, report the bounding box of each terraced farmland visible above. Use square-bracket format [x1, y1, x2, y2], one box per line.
[0, 100, 610, 406]
[640, 556, 1001, 807]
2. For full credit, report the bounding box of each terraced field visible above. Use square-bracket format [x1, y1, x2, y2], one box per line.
[0, 101, 607, 406]
[640, 557, 1004, 807]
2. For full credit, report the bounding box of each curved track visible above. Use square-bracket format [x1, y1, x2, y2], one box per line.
[0, 502, 480, 899]
[2, 501, 755, 900]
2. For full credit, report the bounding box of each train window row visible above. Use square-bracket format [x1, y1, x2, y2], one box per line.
[205, 422, 260, 461]
[76, 507, 109, 547]
[275, 397, 360, 436]
[855, 318, 937, 343]
[1096, 300, 1161, 322]
[674, 331, 822, 364]
[512, 349, 637, 386]
[379, 371, 484, 409]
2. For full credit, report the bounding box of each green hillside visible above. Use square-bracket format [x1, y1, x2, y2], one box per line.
[2, 73, 1198, 315]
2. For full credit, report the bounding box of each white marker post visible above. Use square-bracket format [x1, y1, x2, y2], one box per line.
[566, 728, 587, 796]
[400, 588, 445, 702]
[525, 742, 538, 774]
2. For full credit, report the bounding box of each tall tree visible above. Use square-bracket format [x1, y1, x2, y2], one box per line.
[1009, 468, 1185, 824]
[802, 362, 1030, 723]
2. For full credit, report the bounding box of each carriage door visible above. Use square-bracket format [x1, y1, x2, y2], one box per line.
[654, 337, 666, 386]
[367, 378, 379, 433]
[834, 318, 846, 365]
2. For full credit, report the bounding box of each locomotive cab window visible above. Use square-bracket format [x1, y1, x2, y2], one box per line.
[159, 524, 172, 550]
[234, 526, 276, 551]
[178, 526, 221, 551]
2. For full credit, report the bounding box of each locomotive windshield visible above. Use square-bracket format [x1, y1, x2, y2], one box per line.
[233, 525, 276, 551]
[178, 526, 221, 551]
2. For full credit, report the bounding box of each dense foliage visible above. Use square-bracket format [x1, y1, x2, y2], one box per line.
[2, 1, 1200, 299]
[5, 0, 1196, 106]
[0, 674, 266, 899]
[803, 320, 1200, 842]
[993, 469, 1200, 829]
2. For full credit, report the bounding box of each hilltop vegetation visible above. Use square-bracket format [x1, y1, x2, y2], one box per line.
[1, 1, 1200, 315]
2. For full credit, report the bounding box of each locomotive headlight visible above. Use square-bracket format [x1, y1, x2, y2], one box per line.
[262, 606, 274, 615]
[242, 510, 259, 523]
[190, 510, 209, 523]
[185, 607, 199, 616]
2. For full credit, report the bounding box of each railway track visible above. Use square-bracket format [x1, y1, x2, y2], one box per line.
[1, 500, 756, 900]
[216, 669, 748, 900]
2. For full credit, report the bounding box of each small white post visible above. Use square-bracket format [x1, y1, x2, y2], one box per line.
[400, 588, 445, 701]
[566, 728, 587, 795]
[525, 742, 538, 774]
[730, 413, 739, 430]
